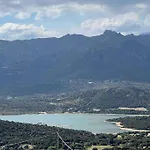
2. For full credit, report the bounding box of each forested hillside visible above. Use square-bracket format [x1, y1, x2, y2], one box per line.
[0, 86, 150, 115]
[1, 31, 150, 94]
[67, 87, 150, 110]
[108, 116, 150, 130]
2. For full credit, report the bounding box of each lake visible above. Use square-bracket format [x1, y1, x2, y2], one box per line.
[0, 113, 130, 134]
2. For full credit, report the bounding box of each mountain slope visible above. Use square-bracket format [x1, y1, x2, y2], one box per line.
[1, 30, 150, 94]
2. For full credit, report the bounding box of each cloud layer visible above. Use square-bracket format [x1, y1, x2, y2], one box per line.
[0, 23, 60, 40]
[0, 0, 150, 40]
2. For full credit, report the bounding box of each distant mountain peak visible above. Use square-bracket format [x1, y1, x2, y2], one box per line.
[62, 33, 87, 38]
[103, 30, 117, 34]
[102, 30, 123, 37]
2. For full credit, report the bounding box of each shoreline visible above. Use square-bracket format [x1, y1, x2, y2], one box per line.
[0, 111, 149, 116]
[0, 112, 149, 134]
[112, 122, 150, 132]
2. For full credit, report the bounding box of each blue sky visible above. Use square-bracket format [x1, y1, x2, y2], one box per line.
[0, 0, 150, 40]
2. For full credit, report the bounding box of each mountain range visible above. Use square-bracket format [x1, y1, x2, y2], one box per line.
[1, 30, 150, 95]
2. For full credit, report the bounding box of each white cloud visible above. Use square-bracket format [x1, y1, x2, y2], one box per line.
[0, 0, 149, 20]
[34, 3, 109, 20]
[0, 23, 60, 40]
[0, 0, 148, 25]
[0, 1, 109, 20]
[34, 5, 64, 20]
[81, 12, 141, 34]
[67, 3, 108, 14]
[0, 0, 150, 38]
[135, 3, 148, 9]
[144, 14, 150, 26]
[15, 12, 31, 19]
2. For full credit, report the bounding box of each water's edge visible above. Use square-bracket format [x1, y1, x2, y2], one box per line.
[0, 113, 136, 134]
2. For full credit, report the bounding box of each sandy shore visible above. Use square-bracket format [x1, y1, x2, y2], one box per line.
[114, 122, 150, 132]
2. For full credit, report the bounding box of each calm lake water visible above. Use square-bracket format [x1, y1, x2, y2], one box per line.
[0, 113, 130, 133]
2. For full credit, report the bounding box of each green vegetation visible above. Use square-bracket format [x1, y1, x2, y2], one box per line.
[65, 87, 150, 114]
[0, 120, 94, 150]
[108, 116, 150, 130]
[1, 86, 150, 115]
[105, 109, 150, 115]
[2, 31, 150, 95]
[0, 120, 150, 150]
[70, 87, 150, 109]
